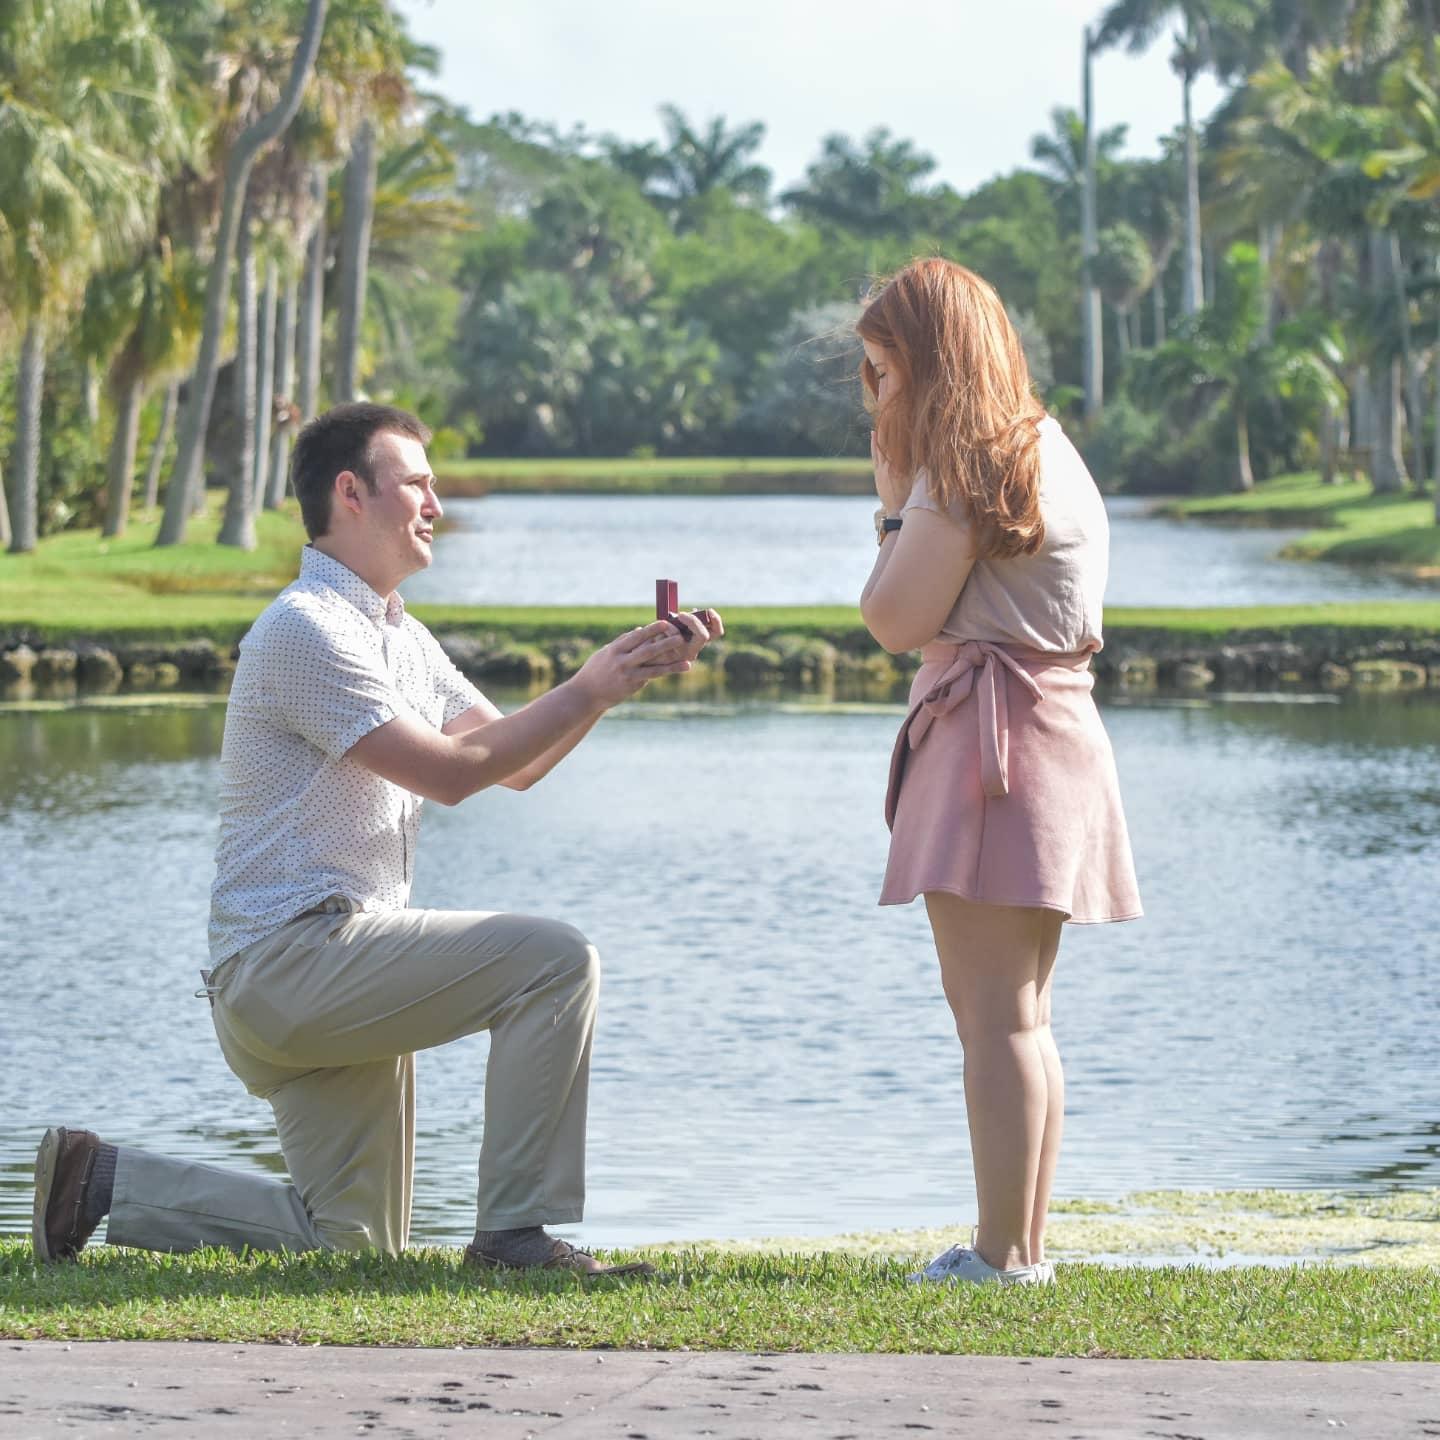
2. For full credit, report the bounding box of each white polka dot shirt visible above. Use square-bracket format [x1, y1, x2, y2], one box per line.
[208, 545, 484, 964]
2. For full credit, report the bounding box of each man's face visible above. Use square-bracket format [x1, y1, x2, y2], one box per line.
[351, 430, 442, 578]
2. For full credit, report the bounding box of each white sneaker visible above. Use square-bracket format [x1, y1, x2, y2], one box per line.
[1034, 1259, 1056, 1284]
[905, 1243, 1045, 1286]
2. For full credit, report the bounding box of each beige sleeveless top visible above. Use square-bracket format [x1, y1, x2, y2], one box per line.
[901, 416, 1108, 654]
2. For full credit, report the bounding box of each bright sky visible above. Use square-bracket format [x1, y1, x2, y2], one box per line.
[393, 0, 1225, 195]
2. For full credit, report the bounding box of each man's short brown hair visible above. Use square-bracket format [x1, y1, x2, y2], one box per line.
[290, 403, 433, 539]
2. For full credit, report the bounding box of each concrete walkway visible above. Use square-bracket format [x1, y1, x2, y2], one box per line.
[2, 1342, 1436, 1438]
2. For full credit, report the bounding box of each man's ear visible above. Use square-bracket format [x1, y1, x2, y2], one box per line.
[334, 470, 365, 518]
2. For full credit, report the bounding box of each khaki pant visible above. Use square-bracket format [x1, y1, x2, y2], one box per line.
[106, 903, 599, 1255]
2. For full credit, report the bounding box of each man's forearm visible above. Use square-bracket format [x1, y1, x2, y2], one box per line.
[450, 677, 606, 799]
[507, 710, 604, 789]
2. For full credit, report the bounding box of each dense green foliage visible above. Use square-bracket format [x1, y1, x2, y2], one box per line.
[6, 0, 1440, 549]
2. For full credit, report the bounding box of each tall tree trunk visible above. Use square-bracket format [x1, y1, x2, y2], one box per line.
[101, 377, 145, 538]
[1081, 28, 1102, 421]
[335, 118, 378, 403]
[1433, 263, 1440, 515]
[1353, 364, 1373, 476]
[1390, 233, 1425, 489]
[1115, 305, 1130, 359]
[1320, 401, 1338, 485]
[1151, 270, 1166, 346]
[155, 0, 328, 547]
[1257, 222, 1280, 341]
[268, 270, 299, 508]
[1181, 65, 1204, 316]
[1233, 400, 1255, 492]
[1368, 229, 1408, 493]
[1369, 362, 1408, 492]
[252, 255, 277, 511]
[143, 380, 178, 510]
[296, 166, 327, 422]
[83, 361, 101, 428]
[8, 319, 46, 553]
[219, 214, 259, 549]
[0, 461, 10, 548]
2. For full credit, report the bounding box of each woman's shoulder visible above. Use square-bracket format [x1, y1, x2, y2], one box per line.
[1036, 418, 1108, 534]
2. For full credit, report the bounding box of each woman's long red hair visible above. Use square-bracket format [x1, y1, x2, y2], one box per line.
[858, 258, 1046, 559]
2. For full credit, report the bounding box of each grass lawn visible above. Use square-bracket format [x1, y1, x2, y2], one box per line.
[0, 499, 303, 643]
[4, 501, 1439, 648]
[2, 1190, 1434, 1357]
[1170, 472, 1440, 570]
[0, 1246, 1433, 1359]
[433, 455, 873, 496]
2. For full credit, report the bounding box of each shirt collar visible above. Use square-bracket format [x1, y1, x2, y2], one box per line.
[300, 545, 406, 628]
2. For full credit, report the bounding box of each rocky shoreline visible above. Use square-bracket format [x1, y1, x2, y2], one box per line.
[4, 624, 1440, 701]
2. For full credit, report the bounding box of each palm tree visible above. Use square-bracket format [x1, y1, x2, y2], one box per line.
[608, 108, 770, 228]
[81, 241, 203, 536]
[1030, 83, 1129, 420]
[349, 122, 472, 399]
[323, 2, 419, 404]
[781, 129, 937, 274]
[1124, 155, 1184, 344]
[1029, 105, 1129, 213]
[1095, 0, 1258, 316]
[656, 107, 770, 223]
[1095, 223, 1155, 357]
[157, 0, 329, 549]
[335, 117, 378, 401]
[1135, 244, 1345, 489]
[1220, 54, 1415, 492]
[0, 0, 177, 552]
[1365, 45, 1440, 512]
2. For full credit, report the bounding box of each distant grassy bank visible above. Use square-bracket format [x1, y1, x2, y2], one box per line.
[3, 501, 1437, 711]
[435, 455, 874, 496]
[1, 1188, 1435, 1357]
[1169, 472, 1440, 572]
[3, 500, 1438, 651]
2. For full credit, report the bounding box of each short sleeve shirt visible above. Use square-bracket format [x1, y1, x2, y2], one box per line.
[208, 546, 485, 964]
[902, 417, 1109, 654]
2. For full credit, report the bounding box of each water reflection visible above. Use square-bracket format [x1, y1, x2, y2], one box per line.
[398, 493, 1438, 609]
[1, 692, 1437, 1247]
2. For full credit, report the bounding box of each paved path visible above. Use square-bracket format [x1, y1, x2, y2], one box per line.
[2, 1342, 1436, 1438]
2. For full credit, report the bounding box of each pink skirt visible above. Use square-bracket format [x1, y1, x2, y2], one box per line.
[881, 640, 1142, 924]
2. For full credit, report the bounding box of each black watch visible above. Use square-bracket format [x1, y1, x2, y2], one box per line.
[874, 508, 904, 545]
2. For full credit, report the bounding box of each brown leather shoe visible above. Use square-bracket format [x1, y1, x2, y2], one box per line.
[33, 1127, 104, 1262]
[464, 1232, 655, 1277]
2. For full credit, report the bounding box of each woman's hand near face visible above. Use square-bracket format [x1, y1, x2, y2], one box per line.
[872, 431, 910, 515]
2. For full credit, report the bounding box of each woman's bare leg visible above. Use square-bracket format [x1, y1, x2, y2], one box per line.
[924, 893, 1063, 1272]
[1030, 922, 1064, 1265]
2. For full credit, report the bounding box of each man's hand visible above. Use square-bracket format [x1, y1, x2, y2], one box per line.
[571, 618, 708, 707]
[668, 606, 724, 661]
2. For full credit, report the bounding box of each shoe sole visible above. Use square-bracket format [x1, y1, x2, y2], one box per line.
[907, 1273, 1045, 1286]
[32, 1127, 62, 1263]
[466, 1251, 655, 1278]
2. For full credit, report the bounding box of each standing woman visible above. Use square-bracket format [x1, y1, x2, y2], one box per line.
[859, 259, 1141, 1286]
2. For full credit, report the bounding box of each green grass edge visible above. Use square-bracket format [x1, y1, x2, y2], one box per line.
[1, 1240, 1435, 1359]
[3, 485, 1438, 649]
[1168, 471, 1440, 570]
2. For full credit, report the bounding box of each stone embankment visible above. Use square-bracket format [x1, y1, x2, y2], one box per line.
[3, 627, 1440, 700]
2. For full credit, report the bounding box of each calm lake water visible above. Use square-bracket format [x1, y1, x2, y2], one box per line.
[3, 691, 1438, 1246]
[400, 494, 1436, 609]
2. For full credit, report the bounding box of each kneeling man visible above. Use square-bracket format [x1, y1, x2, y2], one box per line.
[34, 402, 719, 1274]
